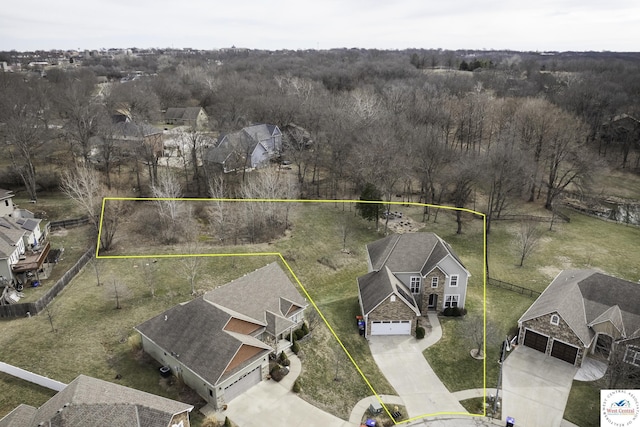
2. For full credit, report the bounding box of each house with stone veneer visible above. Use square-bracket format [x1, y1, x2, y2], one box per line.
[518, 269, 640, 367]
[0, 374, 193, 427]
[135, 262, 307, 410]
[358, 232, 470, 338]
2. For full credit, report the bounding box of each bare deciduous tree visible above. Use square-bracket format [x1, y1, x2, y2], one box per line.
[106, 278, 132, 310]
[515, 220, 544, 267]
[151, 170, 184, 243]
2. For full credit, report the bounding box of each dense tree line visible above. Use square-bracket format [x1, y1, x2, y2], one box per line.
[1, 48, 639, 237]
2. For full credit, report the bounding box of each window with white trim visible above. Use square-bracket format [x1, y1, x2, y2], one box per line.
[450, 275, 459, 287]
[444, 295, 459, 308]
[624, 345, 640, 367]
[410, 276, 421, 294]
[550, 314, 560, 326]
[431, 277, 438, 288]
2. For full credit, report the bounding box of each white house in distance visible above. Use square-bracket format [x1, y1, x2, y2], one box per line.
[358, 232, 470, 337]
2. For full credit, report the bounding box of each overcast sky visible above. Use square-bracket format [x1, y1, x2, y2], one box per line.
[2, 0, 639, 52]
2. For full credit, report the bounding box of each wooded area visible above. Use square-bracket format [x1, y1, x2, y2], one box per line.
[1, 48, 639, 241]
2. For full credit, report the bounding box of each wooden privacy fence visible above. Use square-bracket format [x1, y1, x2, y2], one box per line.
[49, 216, 90, 230]
[0, 248, 94, 319]
[487, 277, 541, 298]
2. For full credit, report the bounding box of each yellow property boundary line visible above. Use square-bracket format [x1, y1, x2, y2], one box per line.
[97, 197, 488, 424]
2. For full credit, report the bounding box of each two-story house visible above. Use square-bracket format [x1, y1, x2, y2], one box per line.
[204, 124, 282, 173]
[358, 232, 470, 337]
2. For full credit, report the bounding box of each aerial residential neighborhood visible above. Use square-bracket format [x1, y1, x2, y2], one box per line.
[1, 28, 640, 427]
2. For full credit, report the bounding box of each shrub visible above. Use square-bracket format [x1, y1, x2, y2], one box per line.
[224, 416, 232, 427]
[291, 340, 300, 355]
[294, 328, 305, 341]
[279, 351, 288, 364]
[292, 379, 301, 393]
[270, 366, 289, 382]
[415, 326, 425, 339]
[201, 416, 221, 427]
[301, 321, 309, 335]
[442, 307, 454, 316]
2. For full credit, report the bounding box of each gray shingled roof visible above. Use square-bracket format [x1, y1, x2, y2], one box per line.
[367, 232, 466, 274]
[113, 122, 162, 138]
[136, 297, 270, 386]
[0, 189, 14, 201]
[519, 270, 640, 346]
[205, 130, 255, 165]
[203, 262, 307, 330]
[0, 404, 36, 427]
[0, 375, 193, 427]
[358, 267, 420, 316]
[0, 218, 25, 258]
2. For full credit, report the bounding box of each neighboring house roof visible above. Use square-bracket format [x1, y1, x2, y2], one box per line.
[519, 270, 640, 346]
[205, 130, 256, 166]
[0, 218, 25, 259]
[367, 232, 468, 276]
[0, 375, 193, 427]
[205, 124, 280, 168]
[136, 263, 306, 387]
[136, 297, 271, 387]
[113, 122, 163, 139]
[203, 262, 308, 333]
[0, 189, 14, 201]
[358, 266, 421, 316]
[165, 107, 206, 124]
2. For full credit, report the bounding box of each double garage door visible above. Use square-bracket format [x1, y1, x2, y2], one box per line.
[370, 320, 411, 335]
[223, 365, 261, 403]
[523, 329, 578, 365]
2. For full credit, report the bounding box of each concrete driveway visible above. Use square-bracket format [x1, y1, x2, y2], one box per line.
[368, 335, 466, 418]
[502, 346, 578, 427]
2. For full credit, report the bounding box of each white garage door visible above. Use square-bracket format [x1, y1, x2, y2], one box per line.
[370, 320, 412, 335]
[223, 365, 262, 403]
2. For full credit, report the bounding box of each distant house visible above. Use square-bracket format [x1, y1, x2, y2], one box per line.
[0, 189, 15, 217]
[518, 269, 640, 367]
[204, 124, 282, 173]
[0, 190, 49, 287]
[358, 232, 470, 337]
[0, 374, 193, 427]
[135, 262, 307, 410]
[111, 122, 164, 158]
[164, 107, 208, 128]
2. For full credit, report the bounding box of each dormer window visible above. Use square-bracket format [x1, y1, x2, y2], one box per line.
[550, 314, 560, 326]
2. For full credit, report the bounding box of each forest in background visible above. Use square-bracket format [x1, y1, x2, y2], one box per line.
[1, 48, 639, 239]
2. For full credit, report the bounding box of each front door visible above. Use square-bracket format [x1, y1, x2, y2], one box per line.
[427, 294, 438, 310]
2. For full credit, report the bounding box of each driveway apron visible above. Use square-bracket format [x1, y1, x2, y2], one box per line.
[502, 346, 577, 427]
[369, 335, 466, 418]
